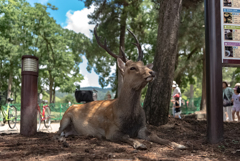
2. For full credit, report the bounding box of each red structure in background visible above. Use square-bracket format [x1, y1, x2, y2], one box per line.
[20, 55, 39, 136]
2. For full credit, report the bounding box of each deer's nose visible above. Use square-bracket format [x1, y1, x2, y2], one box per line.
[149, 71, 156, 77]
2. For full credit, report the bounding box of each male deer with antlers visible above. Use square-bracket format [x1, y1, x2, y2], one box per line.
[55, 24, 186, 150]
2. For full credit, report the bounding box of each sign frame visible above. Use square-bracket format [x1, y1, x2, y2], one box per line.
[221, 0, 240, 66]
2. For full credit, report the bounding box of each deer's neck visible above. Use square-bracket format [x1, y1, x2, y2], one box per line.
[116, 83, 141, 112]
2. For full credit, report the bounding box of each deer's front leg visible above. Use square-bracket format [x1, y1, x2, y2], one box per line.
[119, 135, 147, 150]
[106, 129, 147, 150]
[138, 127, 187, 149]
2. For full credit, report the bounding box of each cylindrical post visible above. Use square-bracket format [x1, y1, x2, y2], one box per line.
[204, 0, 223, 143]
[20, 55, 39, 136]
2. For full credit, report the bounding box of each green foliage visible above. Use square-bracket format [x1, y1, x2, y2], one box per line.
[222, 67, 238, 87]
[181, 77, 202, 99]
[0, 0, 207, 107]
[55, 91, 70, 99]
[62, 94, 75, 104]
[0, 0, 87, 103]
[82, 0, 157, 92]
[140, 2, 205, 102]
[175, 3, 205, 90]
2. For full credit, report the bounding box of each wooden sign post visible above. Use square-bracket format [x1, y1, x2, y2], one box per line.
[205, 0, 223, 143]
[205, 0, 240, 143]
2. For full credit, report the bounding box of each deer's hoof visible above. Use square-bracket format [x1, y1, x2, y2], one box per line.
[175, 144, 187, 150]
[53, 135, 66, 142]
[58, 137, 66, 142]
[134, 143, 147, 150]
[177, 145, 187, 150]
[171, 142, 187, 150]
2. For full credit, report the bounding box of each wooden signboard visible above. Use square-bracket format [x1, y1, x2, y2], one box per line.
[222, 0, 240, 66]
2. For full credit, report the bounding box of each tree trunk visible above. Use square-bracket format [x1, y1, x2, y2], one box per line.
[143, 0, 183, 126]
[201, 48, 206, 111]
[117, 6, 127, 97]
[53, 86, 56, 103]
[190, 84, 194, 107]
[0, 59, 2, 89]
[14, 90, 17, 104]
[49, 72, 53, 103]
[7, 72, 13, 102]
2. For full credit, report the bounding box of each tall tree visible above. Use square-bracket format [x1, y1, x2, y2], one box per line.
[0, 1, 86, 103]
[143, 0, 183, 125]
[174, 3, 205, 88]
[83, 0, 153, 97]
[0, 0, 34, 101]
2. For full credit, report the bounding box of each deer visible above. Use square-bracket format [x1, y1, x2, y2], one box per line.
[55, 24, 186, 150]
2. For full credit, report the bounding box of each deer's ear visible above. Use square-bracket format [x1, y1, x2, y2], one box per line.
[146, 63, 153, 69]
[117, 58, 125, 74]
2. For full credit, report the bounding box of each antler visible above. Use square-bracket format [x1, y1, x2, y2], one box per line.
[120, 46, 128, 63]
[127, 29, 143, 61]
[94, 24, 127, 63]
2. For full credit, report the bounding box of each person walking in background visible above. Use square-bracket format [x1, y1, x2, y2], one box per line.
[173, 94, 181, 119]
[232, 86, 240, 121]
[171, 81, 181, 117]
[223, 81, 233, 121]
[231, 85, 240, 121]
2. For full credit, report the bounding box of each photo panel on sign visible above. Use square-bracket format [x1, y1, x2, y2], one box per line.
[225, 29, 233, 40]
[221, 1, 240, 65]
[224, 0, 232, 7]
[224, 12, 232, 23]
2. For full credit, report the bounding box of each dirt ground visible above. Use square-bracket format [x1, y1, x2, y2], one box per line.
[0, 116, 240, 161]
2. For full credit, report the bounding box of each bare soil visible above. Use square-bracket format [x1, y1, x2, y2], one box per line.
[0, 116, 240, 161]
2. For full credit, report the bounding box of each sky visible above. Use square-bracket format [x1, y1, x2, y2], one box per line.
[27, 0, 115, 88]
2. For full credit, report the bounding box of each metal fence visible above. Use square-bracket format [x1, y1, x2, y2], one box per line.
[169, 97, 202, 115]
[0, 97, 201, 122]
[0, 103, 82, 122]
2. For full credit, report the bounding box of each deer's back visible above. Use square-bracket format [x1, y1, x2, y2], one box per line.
[62, 100, 117, 136]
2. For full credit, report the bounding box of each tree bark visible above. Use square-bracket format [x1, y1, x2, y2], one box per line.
[0, 59, 2, 89]
[143, 0, 183, 126]
[200, 48, 206, 111]
[49, 72, 53, 103]
[53, 87, 55, 103]
[7, 72, 13, 102]
[117, 6, 127, 97]
[15, 91, 17, 104]
[190, 84, 194, 107]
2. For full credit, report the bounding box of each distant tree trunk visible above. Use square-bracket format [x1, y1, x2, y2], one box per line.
[7, 72, 13, 101]
[114, 64, 119, 99]
[201, 48, 206, 111]
[53, 86, 56, 103]
[117, 6, 127, 97]
[143, 0, 183, 126]
[49, 72, 53, 103]
[0, 59, 2, 89]
[190, 84, 194, 107]
[14, 90, 17, 104]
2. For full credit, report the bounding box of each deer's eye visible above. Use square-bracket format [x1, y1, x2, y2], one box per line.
[130, 67, 136, 70]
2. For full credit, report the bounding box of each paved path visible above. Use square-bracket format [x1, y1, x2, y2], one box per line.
[0, 122, 60, 134]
